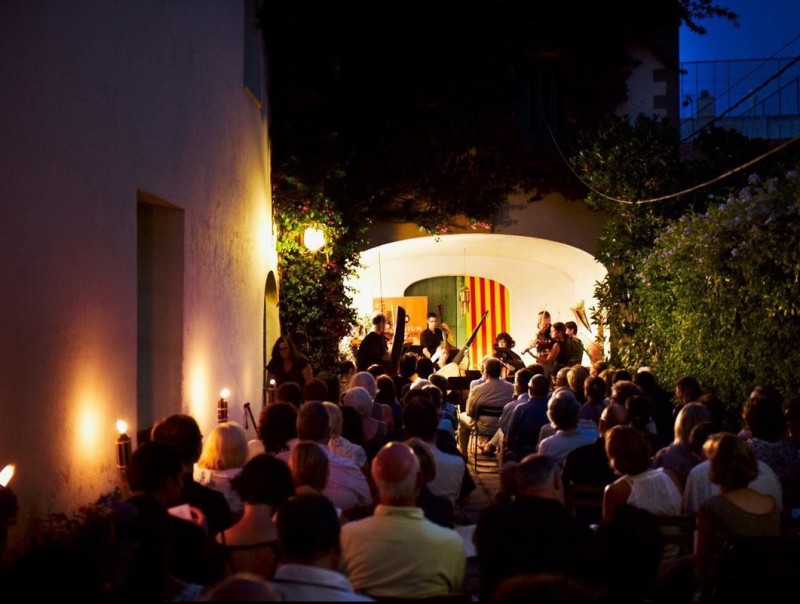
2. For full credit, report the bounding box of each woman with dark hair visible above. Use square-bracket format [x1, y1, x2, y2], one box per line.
[674, 375, 703, 418]
[247, 402, 298, 459]
[375, 374, 403, 433]
[266, 336, 313, 387]
[216, 454, 295, 579]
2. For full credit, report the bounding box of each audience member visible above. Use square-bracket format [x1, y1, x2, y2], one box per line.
[200, 572, 280, 601]
[216, 454, 294, 579]
[695, 432, 782, 591]
[301, 377, 329, 404]
[274, 494, 373, 601]
[474, 454, 598, 601]
[503, 374, 551, 462]
[603, 425, 682, 522]
[323, 401, 367, 469]
[195, 422, 249, 518]
[457, 357, 515, 455]
[578, 375, 607, 426]
[406, 437, 455, 528]
[151, 414, 233, 536]
[538, 389, 598, 465]
[651, 402, 710, 489]
[248, 402, 298, 460]
[343, 386, 389, 462]
[340, 442, 465, 599]
[276, 381, 303, 410]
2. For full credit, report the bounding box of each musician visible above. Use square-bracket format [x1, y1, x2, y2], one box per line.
[420, 312, 454, 369]
[532, 310, 553, 356]
[356, 311, 391, 372]
[492, 332, 525, 376]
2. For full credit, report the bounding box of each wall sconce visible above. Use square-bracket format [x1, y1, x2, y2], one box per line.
[218, 388, 230, 423]
[116, 420, 132, 469]
[303, 226, 325, 252]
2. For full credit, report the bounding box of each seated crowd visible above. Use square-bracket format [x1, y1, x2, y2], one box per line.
[2, 349, 799, 602]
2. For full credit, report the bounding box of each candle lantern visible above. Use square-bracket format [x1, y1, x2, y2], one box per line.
[268, 379, 277, 406]
[218, 388, 230, 423]
[116, 420, 132, 469]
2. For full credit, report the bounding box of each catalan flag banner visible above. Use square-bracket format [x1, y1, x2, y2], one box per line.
[465, 276, 510, 369]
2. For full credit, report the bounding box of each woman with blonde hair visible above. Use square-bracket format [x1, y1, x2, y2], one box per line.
[194, 421, 249, 518]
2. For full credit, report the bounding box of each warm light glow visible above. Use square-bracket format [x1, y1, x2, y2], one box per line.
[116, 419, 128, 435]
[303, 226, 325, 252]
[269, 379, 276, 387]
[220, 388, 231, 399]
[0, 464, 14, 487]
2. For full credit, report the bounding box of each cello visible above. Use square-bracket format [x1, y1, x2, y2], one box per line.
[435, 310, 489, 379]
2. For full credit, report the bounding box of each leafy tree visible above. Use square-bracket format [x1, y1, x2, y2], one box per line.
[638, 167, 800, 409]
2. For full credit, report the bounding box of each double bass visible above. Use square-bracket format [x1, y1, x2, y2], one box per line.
[435, 310, 490, 379]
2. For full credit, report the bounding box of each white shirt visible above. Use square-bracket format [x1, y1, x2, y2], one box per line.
[683, 459, 783, 516]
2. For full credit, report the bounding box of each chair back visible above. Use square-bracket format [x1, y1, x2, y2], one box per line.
[655, 513, 696, 559]
[566, 481, 605, 525]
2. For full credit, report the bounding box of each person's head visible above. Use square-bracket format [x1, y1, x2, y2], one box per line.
[275, 493, 341, 566]
[371, 311, 387, 333]
[126, 440, 184, 505]
[673, 402, 711, 446]
[625, 394, 654, 432]
[705, 432, 758, 490]
[150, 414, 203, 468]
[375, 374, 398, 405]
[528, 373, 550, 398]
[402, 396, 439, 441]
[348, 371, 377, 398]
[367, 363, 386, 378]
[398, 352, 418, 379]
[584, 376, 607, 403]
[633, 367, 658, 394]
[610, 368, 632, 384]
[483, 357, 503, 379]
[554, 367, 571, 389]
[567, 365, 589, 394]
[610, 380, 643, 407]
[605, 425, 652, 476]
[697, 392, 727, 431]
[296, 400, 331, 442]
[428, 373, 448, 395]
[201, 572, 281, 602]
[415, 356, 435, 379]
[688, 421, 716, 458]
[343, 386, 374, 419]
[339, 360, 356, 379]
[372, 441, 422, 504]
[514, 368, 534, 395]
[230, 454, 294, 507]
[496, 332, 515, 349]
[258, 402, 298, 454]
[537, 310, 551, 331]
[276, 381, 303, 409]
[271, 336, 299, 363]
[546, 389, 580, 431]
[302, 378, 328, 404]
[526, 363, 545, 376]
[426, 312, 439, 331]
[340, 404, 365, 445]
[590, 360, 608, 379]
[551, 321, 566, 339]
[564, 321, 578, 336]
[289, 442, 329, 493]
[406, 437, 436, 484]
[743, 384, 787, 442]
[675, 375, 703, 405]
[515, 454, 564, 502]
[322, 401, 344, 438]
[599, 403, 629, 436]
[197, 421, 248, 471]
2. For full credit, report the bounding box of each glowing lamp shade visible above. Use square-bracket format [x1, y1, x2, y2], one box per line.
[0, 464, 14, 488]
[303, 227, 325, 252]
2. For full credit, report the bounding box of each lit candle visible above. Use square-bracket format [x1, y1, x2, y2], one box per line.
[268, 379, 277, 406]
[218, 388, 230, 423]
[0, 464, 14, 488]
[116, 420, 132, 469]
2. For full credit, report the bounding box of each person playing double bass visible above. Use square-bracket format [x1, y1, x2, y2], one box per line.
[420, 311, 454, 370]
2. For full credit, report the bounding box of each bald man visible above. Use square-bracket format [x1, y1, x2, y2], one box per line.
[339, 442, 466, 599]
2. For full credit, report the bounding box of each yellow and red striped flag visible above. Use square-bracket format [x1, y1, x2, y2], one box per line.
[465, 276, 510, 369]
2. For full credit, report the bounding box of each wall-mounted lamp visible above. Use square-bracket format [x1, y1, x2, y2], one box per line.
[218, 388, 230, 423]
[303, 226, 325, 252]
[116, 420, 132, 469]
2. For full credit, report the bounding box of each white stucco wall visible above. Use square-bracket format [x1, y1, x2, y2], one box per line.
[0, 0, 275, 549]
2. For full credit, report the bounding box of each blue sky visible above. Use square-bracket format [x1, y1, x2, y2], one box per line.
[680, 0, 800, 61]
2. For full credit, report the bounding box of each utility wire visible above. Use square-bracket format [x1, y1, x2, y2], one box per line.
[550, 120, 800, 206]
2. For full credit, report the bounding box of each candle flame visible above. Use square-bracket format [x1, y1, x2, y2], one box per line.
[0, 464, 15, 487]
[220, 388, 231, 399]
[116, 419, 128, 435]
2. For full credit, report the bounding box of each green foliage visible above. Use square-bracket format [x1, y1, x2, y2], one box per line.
[639, 168, 800, 408]
[272, 175, 369, 375]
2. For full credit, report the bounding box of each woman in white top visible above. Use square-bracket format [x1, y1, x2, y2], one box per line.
[194, 421, 249, 518]
[603, 425, 682, 523]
